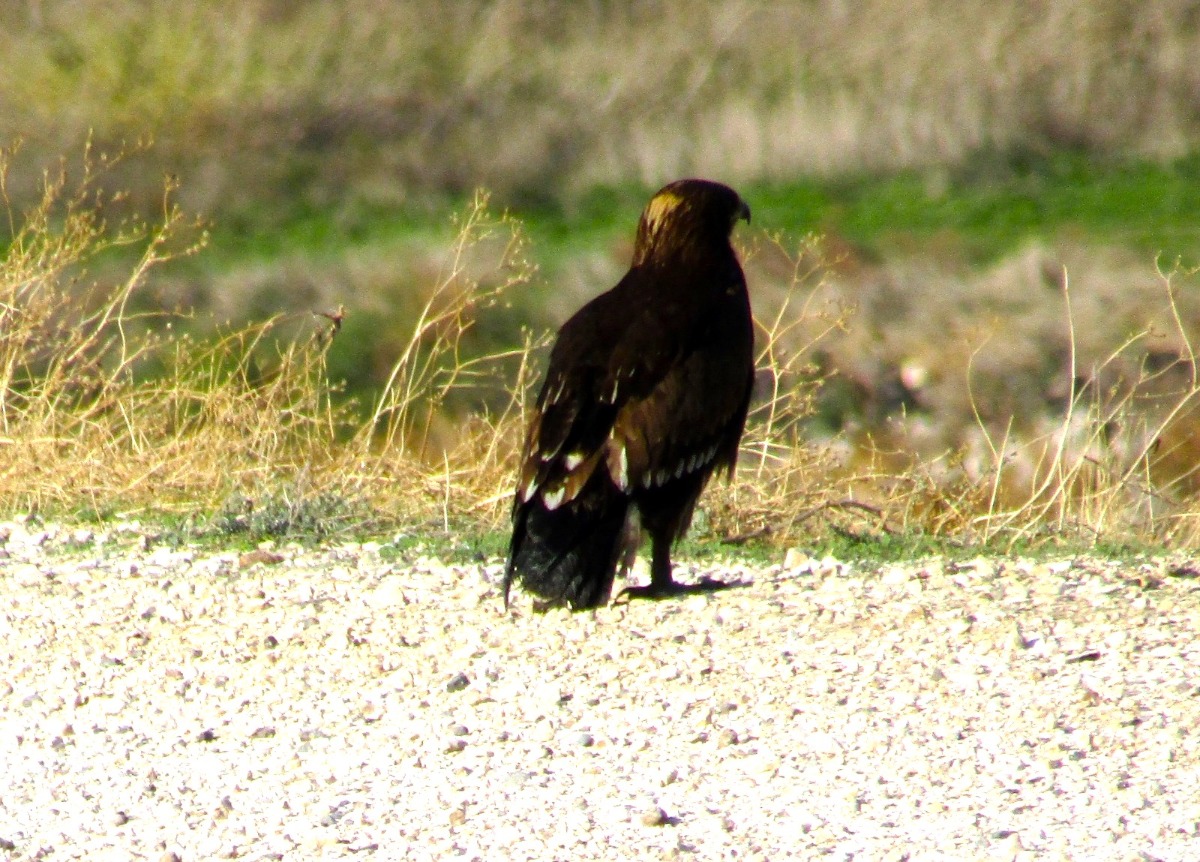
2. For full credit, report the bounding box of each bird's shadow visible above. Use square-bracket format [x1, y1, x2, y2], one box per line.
[520, 577, 752, 614]
[612, 575, 753, 605]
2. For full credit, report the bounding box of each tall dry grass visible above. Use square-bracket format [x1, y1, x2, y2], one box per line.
[0, 145, 532, 528]
[696, 227, 1200, 551]
[5, 145, 1200, 550]
[769, 255, 1200, 550]
[963, 262, 1200, 548]
[0, 140, 348, 515]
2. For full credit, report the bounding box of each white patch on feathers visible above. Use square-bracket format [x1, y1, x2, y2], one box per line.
[613, 444, 629, 491]
[520, 476, 539, 502]
[541, 485, 566, 510]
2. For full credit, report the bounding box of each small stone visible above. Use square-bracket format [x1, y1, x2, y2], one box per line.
[878, 566, 907, 586]
[986, 832, 1023, 861]
[360, 700, 384, 722]
[641, 806, 671, 827]
[446, 672, 470, 692]
[239, 549, 284, 568]
[321, 800, 351, 826]
[366, 578, 407, 610]
[13, 564, 41, 586]
[783, 548, 811, 571]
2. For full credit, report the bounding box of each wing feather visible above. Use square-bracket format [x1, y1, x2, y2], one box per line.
[515, 248, 752, 514]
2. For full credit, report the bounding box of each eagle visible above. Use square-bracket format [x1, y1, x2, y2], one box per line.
[503, 178, 755, 610]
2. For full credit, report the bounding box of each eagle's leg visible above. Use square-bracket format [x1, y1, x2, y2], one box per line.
[616, 529, 736, 602]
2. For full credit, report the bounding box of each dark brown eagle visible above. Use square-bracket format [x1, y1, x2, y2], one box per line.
[503, 178, 755, 610]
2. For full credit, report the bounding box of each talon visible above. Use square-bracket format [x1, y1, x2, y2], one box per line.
[614, 577, 743, 604]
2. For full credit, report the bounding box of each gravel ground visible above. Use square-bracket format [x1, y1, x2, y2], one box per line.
[2, 519, 1200, 861]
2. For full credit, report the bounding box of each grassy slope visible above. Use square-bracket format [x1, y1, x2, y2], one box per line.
[156, 150, 1200, 458]
[203, 149, 1200, 277]
[549, 150, 1200, 266]
[6, 0, 1200, 549]
[6, 149, 1200, 552]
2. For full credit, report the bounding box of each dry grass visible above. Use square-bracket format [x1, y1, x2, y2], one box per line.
[5, 145, 1200, 551]
[963, 262, 1200, 548]
[698, 232, 1200, 552]
[0, 145, 531, 528]
[769, 256, 1200, 551]
[6, 1, 1197, 523]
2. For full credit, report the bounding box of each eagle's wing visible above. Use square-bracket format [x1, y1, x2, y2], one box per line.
[515, 268, 751, 512]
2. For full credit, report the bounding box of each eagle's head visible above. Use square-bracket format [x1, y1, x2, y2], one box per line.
[632, 178, 750, 266]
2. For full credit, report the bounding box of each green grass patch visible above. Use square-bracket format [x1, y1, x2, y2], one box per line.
[190, 149, 1200, 290]
[751, 148, 1200, 264]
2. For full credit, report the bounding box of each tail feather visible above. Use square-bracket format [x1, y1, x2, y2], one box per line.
[505, 483, 629, 610]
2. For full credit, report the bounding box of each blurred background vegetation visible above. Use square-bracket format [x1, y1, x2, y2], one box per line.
[5, 0, 1200, 530]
